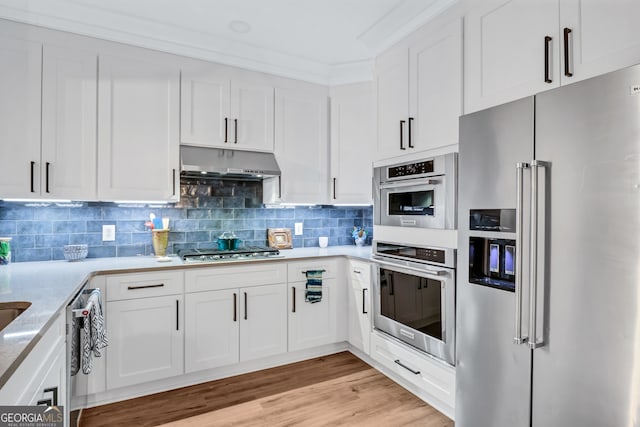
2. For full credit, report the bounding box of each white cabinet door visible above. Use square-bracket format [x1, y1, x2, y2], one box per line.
[42, 44, 97, 200]
[106, 295, 183, 389]
[465, 0, 560, 113]
[348, 261, 371, 355]
[274, 87, 329, 204]
[239, 283, 287, 362]
[329, 83, 374, 204]
[184, 290, 239, 373]
[375, 47, 409, 160]
[181, 71, 231, 147]
[98, 53, 180, 202]
[409, 19, 462, 153]
[560, 0, 640, 84]
[28, 344, 66, 408]
[288, 278, 337, 352]
[231, 81, 274, 152]
[0, 36, 41, 198]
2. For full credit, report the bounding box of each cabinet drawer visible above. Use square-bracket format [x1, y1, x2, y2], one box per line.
[371, 332, 455, 408]
[349, 260, 371, 283]
[106, 271, 184, 301]
[287, 259, 338, 281]
[185, 263, 287, 293]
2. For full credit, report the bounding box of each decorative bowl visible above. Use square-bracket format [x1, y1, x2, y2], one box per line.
[63, 244, 88, 261]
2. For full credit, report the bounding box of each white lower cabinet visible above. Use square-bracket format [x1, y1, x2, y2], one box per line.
[239, 283, 288, 362]
[185, 289, 239, 372]
[0, 313, 66, 407]
[348, 260, 371, 355]
[287, 259, 341, 352]
[105, 271, 185, 390]
[370, 332, 455, 416]
[184, 264, 288, 373]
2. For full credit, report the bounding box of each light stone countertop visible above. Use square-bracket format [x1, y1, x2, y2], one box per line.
[0, 245, 373, 388]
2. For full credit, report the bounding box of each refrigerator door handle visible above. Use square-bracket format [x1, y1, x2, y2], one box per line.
[514, 162, 530, 345]
[529, 160, 549, 349]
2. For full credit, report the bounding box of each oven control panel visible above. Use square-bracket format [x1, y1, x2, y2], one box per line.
[373, 241, 455, 268]
[387, 160, 434, 179]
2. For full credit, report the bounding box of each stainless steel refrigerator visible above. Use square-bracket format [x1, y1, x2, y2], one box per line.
[456, 64, 640, 427]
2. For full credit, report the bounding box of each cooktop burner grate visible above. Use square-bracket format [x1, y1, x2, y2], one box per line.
[178, 246, 282, 263]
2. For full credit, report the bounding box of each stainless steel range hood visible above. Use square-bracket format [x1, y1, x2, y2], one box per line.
[180, 146, 281, 179]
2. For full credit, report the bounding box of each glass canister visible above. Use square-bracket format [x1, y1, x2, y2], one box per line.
[0, 237, 11, 265]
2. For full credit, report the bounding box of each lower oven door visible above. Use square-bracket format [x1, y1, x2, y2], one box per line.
[373, 258, 455, 365]
[378, 177, 450, 229]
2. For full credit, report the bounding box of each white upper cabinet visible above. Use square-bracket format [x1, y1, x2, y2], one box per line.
[408, 18, 462, 154]
[0, 35, 43, 198]
[560, 0, 640, 84]
[0, 34, 98, 200]
[181, 66, 274, 152]
[98, 51, 180, 202]
[42, 44, 97, 200]
[330, 83, 374, 204]
[376, 17, 462, 161]
[465, 0, 640, 113]
[181, 71, 231, 147]
[273, 86, 329, 204]
[465, 0, 560, 113]
[230, 81, 274, 152]
[376, 47, 410, 160]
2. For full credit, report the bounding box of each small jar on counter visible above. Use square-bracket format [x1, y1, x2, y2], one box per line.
[0, 237, 12, 265]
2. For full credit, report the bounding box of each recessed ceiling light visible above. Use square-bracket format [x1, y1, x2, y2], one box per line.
[229, 20, 251, 34]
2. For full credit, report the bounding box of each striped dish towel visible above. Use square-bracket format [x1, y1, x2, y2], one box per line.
[81, 289, 109, 374]
[305, 270, 326, 304]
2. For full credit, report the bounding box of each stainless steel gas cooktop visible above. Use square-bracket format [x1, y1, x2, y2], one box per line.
[178, 246, 282, 263]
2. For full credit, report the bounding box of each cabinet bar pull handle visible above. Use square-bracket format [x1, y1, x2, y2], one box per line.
[544, 36, 553, 83]
[224, 117, 228, 143]
[30, 161, 36, 193]
[244, 292, 248, 320]
[333, 177, 337, 200]
[45, 162, 50, 193]
[172, 169, 176, 196]
[399, 120, 406, 150]
[233, 293, 237, 321]
[408, 117, 414, 148]
[292, 286, 296, 313]
[353, 269, 361, 274]
[394, 359, 420, 375]
[234, 118, 238, 144]
[176, 299, 179, 331]
[44, 387, 58, 406]
[563, 28, 573, 77]
[362, 288, 368, 314]
[278, 176, 282, 200]
[127, 283, 165, 290]
[37, 399, 52, 406]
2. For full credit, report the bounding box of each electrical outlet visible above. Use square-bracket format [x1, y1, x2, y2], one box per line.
[102, 224, 116, 241]
[294, 222, 303, 235]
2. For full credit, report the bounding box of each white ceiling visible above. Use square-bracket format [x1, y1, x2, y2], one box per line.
[0, 0, 457, 84]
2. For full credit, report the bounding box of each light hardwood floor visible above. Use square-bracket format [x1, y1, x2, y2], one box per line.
[80, 352, 453, 426]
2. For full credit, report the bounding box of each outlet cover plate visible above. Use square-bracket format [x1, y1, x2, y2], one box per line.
[102, 224, 116, 241]
[294, 222, 303, 235]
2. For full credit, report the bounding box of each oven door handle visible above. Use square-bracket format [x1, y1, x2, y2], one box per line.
[379, 177, 442, 190]
[371, 257, 450, 278]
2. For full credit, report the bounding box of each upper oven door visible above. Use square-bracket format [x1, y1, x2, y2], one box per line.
[379, 177, 448, 228]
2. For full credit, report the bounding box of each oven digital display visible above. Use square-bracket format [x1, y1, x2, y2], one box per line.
[387, 160, 434, 179]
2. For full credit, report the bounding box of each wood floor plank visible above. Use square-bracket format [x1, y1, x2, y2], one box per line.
[80, 352, 453, 427]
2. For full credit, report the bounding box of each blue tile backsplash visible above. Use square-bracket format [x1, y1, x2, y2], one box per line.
[0, 178, 373, 262]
